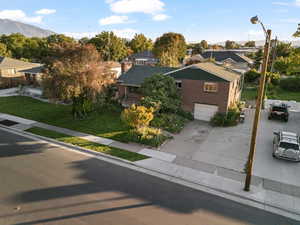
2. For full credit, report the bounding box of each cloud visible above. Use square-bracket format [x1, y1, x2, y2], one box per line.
[99, 15, 132, 25]
[63, 32, 98, 39]
[113, 28, 138, 39]
[0, 10, 42, 24]
[272, 0, 300, 6]
[152, 14, 169, 21]
[279, 18, 300, 23]
[35, 9, 56, 15]
[272, 1, 290, 6]
[64, 28, 137, 39]
[108, 0, 165, 14]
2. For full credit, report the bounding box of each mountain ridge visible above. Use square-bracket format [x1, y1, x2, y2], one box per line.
[0, 19, 55, 37]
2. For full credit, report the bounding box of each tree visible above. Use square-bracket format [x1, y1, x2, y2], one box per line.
[244, 41, 256, 47]
[121, 104, 154, 129]
[153, 32, 187, 64]
[158, 51, 180, 67]
[192, 43, 203, 55]
[200, 40, 209, 49]
[141, 74, 181, 113]
[46, 34, 75, 45]
[0, 33, 27, 59]
[254, 49, 263, 70]
[275, 42, 293, 58]
[0, 43, 10, 57]
[130, 33, 153, 53]
[42, 43, 115, 118]
[79, 37, 90, 45]
[89, 31, 128, 61]
[225, 40, 238, 49]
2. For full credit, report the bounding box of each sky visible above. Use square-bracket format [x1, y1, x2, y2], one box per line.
[1, 0, 300, 43]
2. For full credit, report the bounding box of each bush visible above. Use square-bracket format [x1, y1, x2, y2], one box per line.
[210, 108, 240, 127]
[121, 105, 154, 129]
[280, 77, 300, 92]
[151, 113, 188, 133]
[244, 69, 260, 83]
[126, 127, 170, 147]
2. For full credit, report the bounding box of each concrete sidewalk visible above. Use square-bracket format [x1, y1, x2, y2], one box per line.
[1, 113, 300, 220]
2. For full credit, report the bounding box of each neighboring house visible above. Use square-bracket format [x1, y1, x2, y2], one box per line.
[125, 50, 158, 66]
[200, 50, 253, 73]
[117, 62, 243, 121]
[0, 56, 44, 87]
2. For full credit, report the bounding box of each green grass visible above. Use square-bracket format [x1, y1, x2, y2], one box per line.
[0, 96, 131, 142]
[26, 127, 148, 162]
[241, 84, 300, 102]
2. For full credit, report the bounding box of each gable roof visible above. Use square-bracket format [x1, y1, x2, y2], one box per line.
[118, 62, 241, 86]
[118, 65, 176, 86]
[166, 62, 240, 82]
[0, 56, 42, 70]
[129, 51, 157, 60]
[201, 51, 253, 64]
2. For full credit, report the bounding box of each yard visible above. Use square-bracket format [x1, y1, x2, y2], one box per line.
[0, 96, 136, 143]
[242, 83, 300, 102]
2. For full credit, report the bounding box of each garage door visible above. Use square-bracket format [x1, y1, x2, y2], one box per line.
[194, 104, 219, 121]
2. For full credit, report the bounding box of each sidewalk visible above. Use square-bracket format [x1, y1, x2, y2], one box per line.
[0, 112, 299, 220]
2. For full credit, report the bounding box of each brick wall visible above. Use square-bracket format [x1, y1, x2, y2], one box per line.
[180, 80, 230, 113]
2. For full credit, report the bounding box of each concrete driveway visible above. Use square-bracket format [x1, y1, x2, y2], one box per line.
[161, 109, 300, 187]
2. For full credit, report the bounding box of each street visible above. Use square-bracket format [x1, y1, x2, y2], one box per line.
[0, 129, 297, 225]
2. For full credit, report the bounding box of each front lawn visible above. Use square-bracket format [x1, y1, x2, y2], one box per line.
[241, 84, 300, 102]
[26, 127, 148, 162]
[0, 96, 169, 147]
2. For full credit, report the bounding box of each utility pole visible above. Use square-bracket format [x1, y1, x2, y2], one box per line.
[244, 29, 272, 192]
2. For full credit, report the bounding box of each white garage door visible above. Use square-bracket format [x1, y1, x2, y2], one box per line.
[194, 104, 219, 121]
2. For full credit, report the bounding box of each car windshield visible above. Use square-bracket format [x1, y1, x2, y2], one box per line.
[279, 142, 299, 150]
[272, 106, 287, 112]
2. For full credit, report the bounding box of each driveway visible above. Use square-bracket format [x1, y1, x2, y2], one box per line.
[161, 109, 300, 187]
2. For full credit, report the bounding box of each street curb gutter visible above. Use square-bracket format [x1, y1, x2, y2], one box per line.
[1, 125, 299, 221]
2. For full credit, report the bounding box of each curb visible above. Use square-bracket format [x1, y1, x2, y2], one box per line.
[1, 125, 300, 220]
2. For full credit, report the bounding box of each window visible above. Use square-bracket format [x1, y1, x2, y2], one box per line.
[128, 86, 140, 93]
[176, 81, 182, 89]
[204, 82, 218, 93]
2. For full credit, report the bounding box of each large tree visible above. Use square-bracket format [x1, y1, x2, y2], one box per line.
[225, 40, 238, 49]
[0, 43, 10, 57]
[141, 74, 181, 113]
[244, 41, 256, 47]
[0, 33, 27, 59]
[153, 32, 187, 65]
[89, 31, 128, 61]
[275, 42, 293, 58]
[200, 40, 209, 49]
[130, 33, 153, 53]
[43, 43, 115, 118]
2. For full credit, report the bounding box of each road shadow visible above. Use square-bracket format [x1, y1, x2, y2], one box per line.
[10, 157, 297, 225]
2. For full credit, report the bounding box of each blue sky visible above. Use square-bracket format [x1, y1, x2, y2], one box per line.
[1, 0, 300, 43]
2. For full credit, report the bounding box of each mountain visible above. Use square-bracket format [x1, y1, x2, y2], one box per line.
[214, 40, 300, 47]
[0, 19, 55, 37]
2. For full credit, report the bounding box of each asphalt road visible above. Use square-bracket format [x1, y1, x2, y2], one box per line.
[0, 129, 298, 225]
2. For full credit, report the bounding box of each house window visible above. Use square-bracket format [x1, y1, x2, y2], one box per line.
[128, 86, 140, 93]
[204, 82, 218, 93]
[176, 81, 182, 89]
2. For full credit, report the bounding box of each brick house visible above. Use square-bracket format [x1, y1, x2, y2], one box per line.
[0, 56, 44, 88]
[117, 62, 243, 121]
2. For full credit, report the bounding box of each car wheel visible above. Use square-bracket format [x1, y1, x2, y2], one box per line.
[272, 153, 276, 158]
[268, 116, 271, 120]
[285, 118, 288, 122]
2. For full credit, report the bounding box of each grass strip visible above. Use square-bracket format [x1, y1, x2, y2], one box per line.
[26, 127, 149, 162]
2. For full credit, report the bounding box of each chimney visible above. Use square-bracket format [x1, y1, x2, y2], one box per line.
[121, 61, 132, 74]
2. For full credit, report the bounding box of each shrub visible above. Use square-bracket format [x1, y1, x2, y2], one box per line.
[121, 104, 154, 129]
[151, 113, 188, 133]
[210, 108, 240, 127]
[244, 69, 260, 83]
[126, 127, 170, 147]
[280, 77, 300, 92]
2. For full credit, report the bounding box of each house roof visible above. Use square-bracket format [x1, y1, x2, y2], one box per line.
[118, 65, 176, 86]
[118, 62, 241, 86]
[19, 66, 44, 74]
[0, 56, 42, 70]
[200, 51, 253, 64]
[129, 51, 157, 60]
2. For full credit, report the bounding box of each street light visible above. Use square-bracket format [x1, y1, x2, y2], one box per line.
[244, 16, 272, 192]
